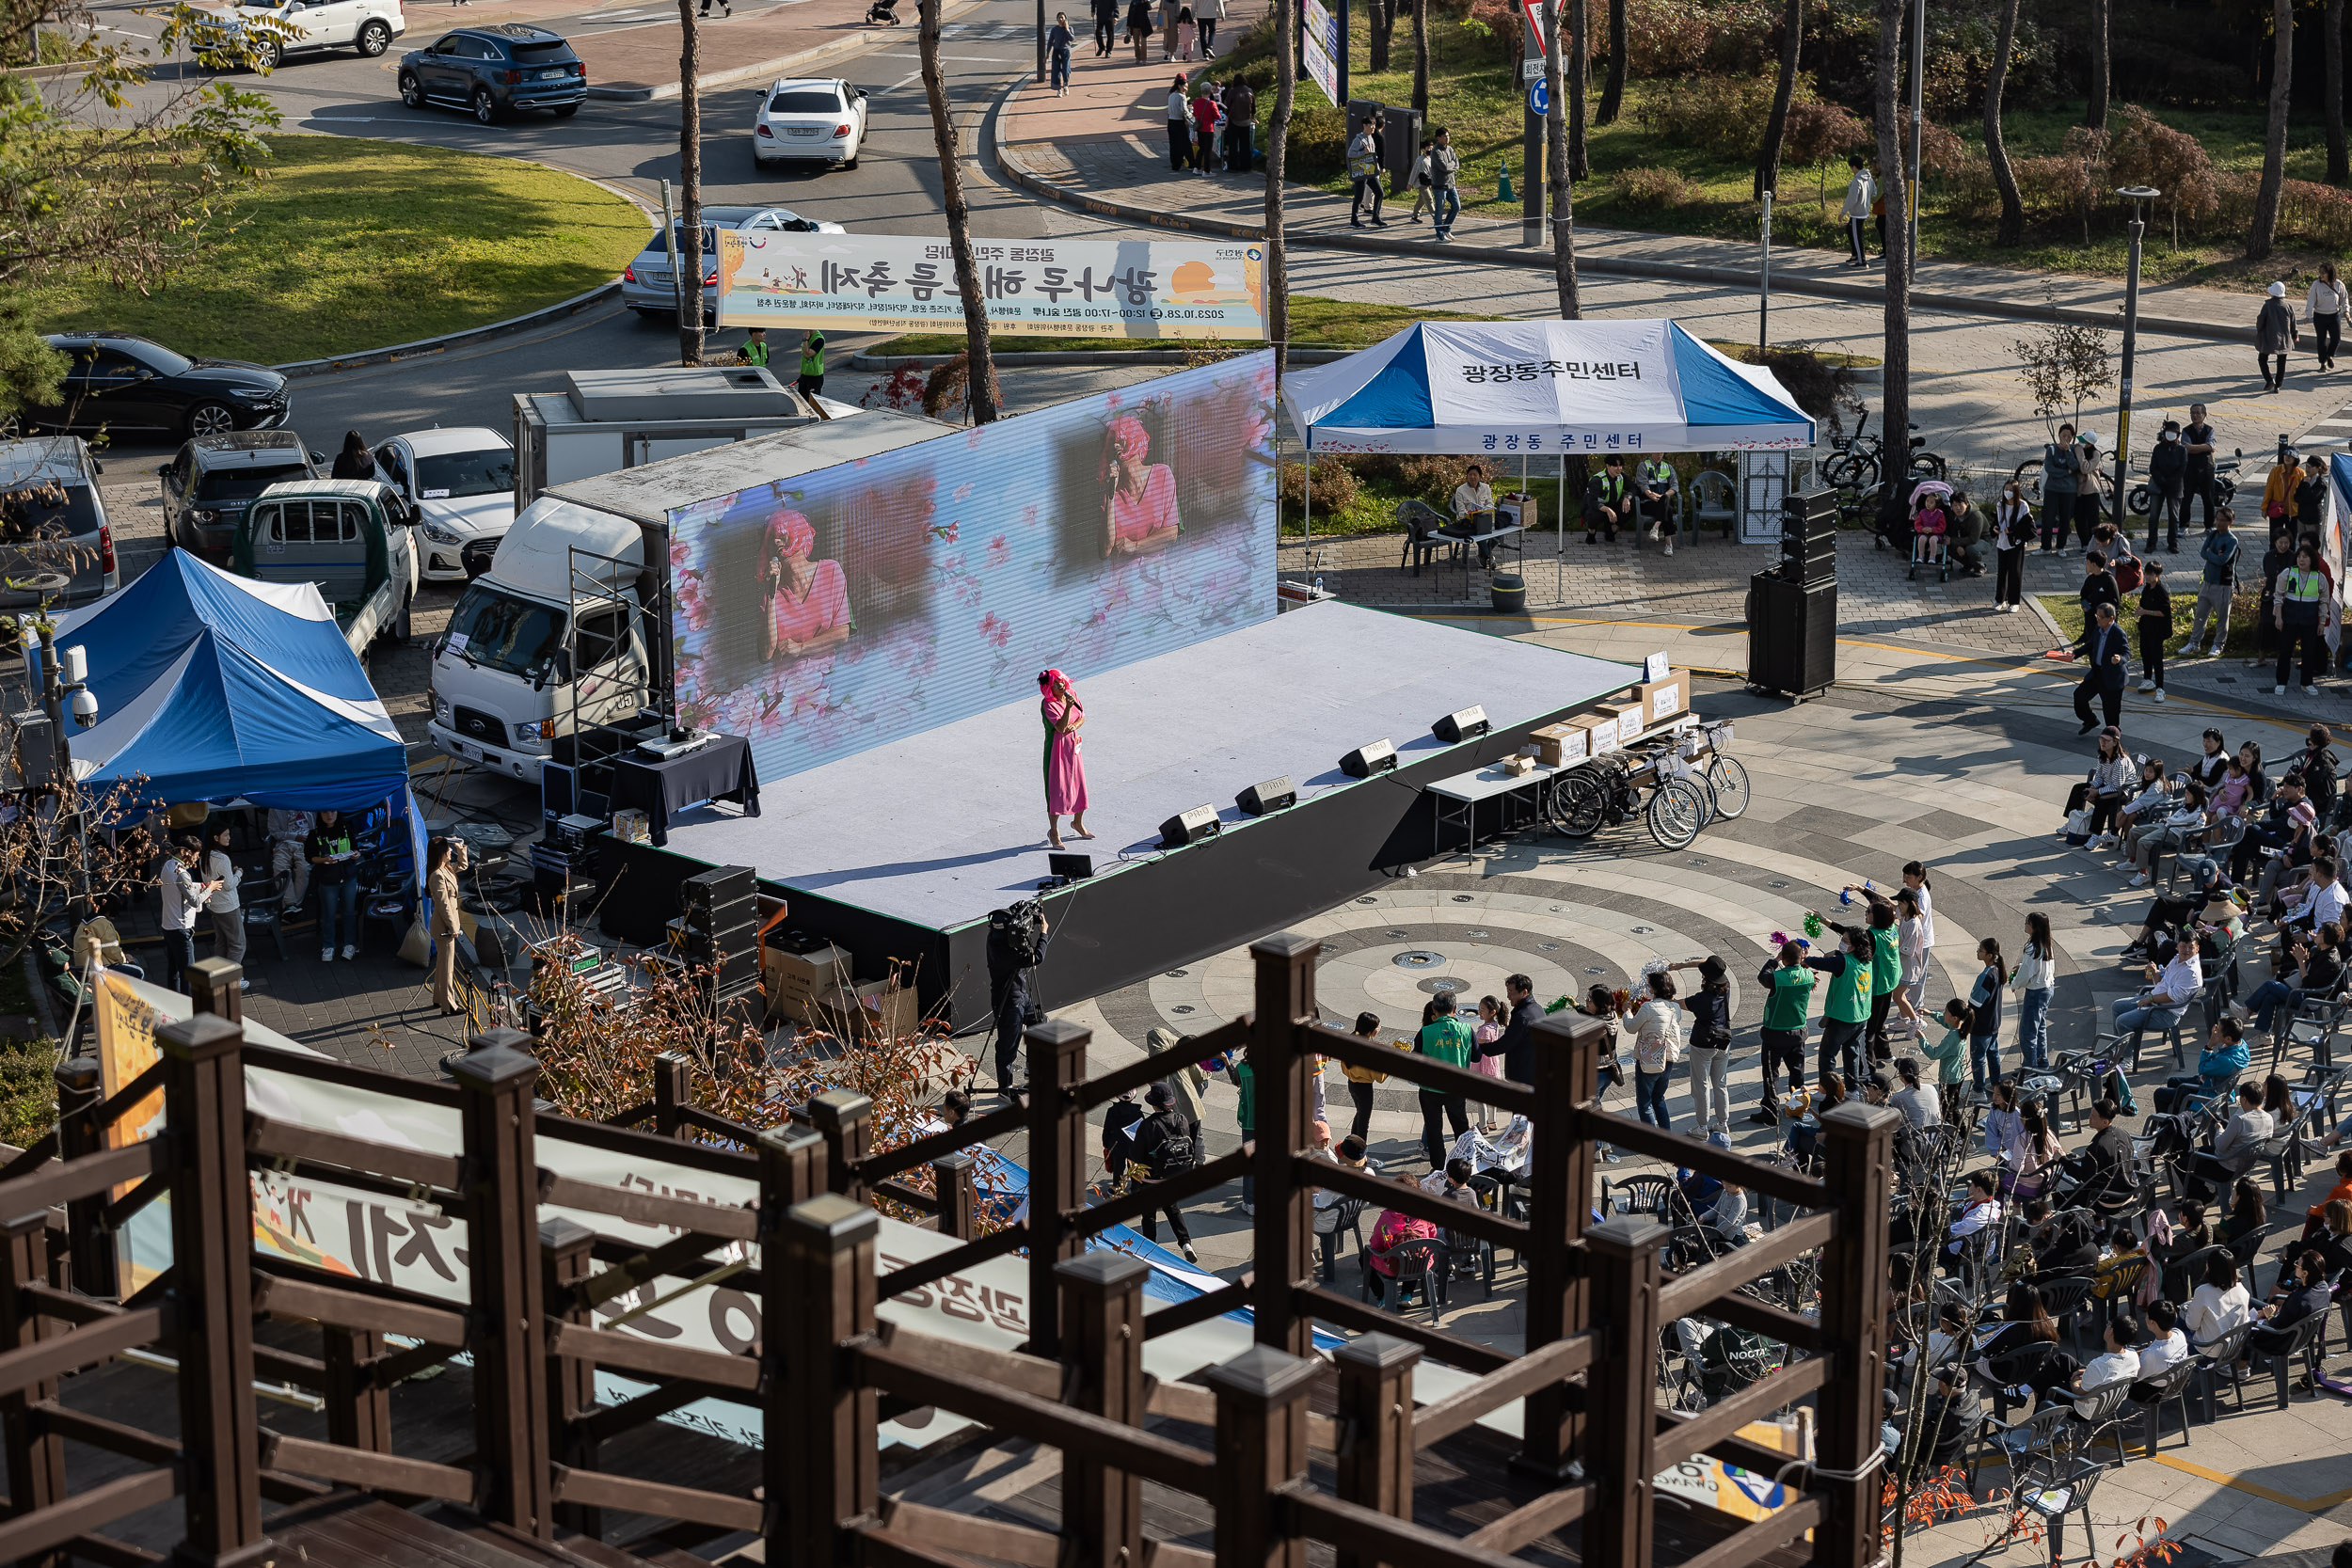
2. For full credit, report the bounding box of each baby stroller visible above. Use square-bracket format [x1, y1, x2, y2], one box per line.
[866, 0, 901, 23]
[1905, 478, 1952, 583]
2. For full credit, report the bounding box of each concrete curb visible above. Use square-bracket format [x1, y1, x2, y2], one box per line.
[586, 0, 985, 102]
[985, 88, 2253, 347]
[848, 345, 1351, 369]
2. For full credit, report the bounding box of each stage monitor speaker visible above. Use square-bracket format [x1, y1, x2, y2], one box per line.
[1431, 705, 1490, 744]
[1047, 852, 1094, 881]
[1235, 775, 1296, 816]
[1340, 739, 1397, 778]
[1746, 572, 1838, 699]
[1157, 804, 1222, 849]
[681, 864, 755, 912]
[541, 762, 579, 825]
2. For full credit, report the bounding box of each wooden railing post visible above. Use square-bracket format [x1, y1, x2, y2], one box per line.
[774, 1193, 879, 1568]
[1057, 1251, 1147, 1568]
[158, 1011, 271, 1567]
[810, 1089, 873, 1204]
[453, 1028, 552, 1539]
[1581, 1216, 1664, 1568]
[1517, 1011, 1603, 1481]
[1022, 1017, 1089, 1359]
[542, 1216, 602, 1539]
[320, 1322, 391, 1456]
[52, 1055, 114, 1299]
[1249, 933, 1319, 1358]
[0, 1212, 65, 1565]
[761, 1123, 829, 1211]
[1207, 1343, 1318, 1568]
[758, 1128, 808, 1545]
[933, 1150, 977, 1241]
[186, 957, 243, 1026]
[652, 1052, 692, 1137]
[1331, 1333, 1419, 1568]
[1814, 1101, 1898, 1568]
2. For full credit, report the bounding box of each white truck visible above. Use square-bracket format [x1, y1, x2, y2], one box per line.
[511, 365, 829, 514]
[431, 404, 944, 784]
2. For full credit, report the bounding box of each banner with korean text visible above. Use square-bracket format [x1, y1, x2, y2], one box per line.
[1301, 0, 1342, 107]
[715, 232, 1269, 340]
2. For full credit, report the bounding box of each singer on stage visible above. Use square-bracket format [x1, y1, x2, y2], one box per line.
[1040, 668, 1091, 849]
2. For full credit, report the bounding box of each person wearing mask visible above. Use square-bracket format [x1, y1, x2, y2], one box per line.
[158, 834, 216, 994]
[2040, 421, 2081, 552]
[1620, 972, 1685, 1131]
[2184, 1252, 2252, 1350]
[1665, 955, 1732, 1145]
[2184, 510, 2239, 657]
[2146, 418, 2188, 554]
[1044, 10, 1073, 90]
[305, 808, 360, 963]
[330, 431, 377, 482]
[1346, 117, 1385, 225]
[1805, 927, 1873, 1086]
[1128, 1084, 1201, 1262]
[2073, 602, 2131, 735]
[2154, 1017, 2250, 1116]
[1752, 941, 1814, 1123]
[1164, 75, 1191, 169]
[2258, 279, 2300, 392]
[2275, 542, 2331, 697]
[202, 819, 246, 982]
[1992, 480, 2033, 610]
[1413, 991, 1476, 1168]
[1836, 153, 1874, 266]
[1425, 127, 1460, 240]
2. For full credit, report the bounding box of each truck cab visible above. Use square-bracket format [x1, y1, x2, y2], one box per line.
[235, 479, 418, 657]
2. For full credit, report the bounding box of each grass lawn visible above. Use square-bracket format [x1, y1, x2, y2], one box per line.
[2038, 588, 2264, 662]
[0, 958, 51, 1149]
[30, 134, 649, 364]
[884, 293, 1493, 355]
[1204, 12, 2350, 292]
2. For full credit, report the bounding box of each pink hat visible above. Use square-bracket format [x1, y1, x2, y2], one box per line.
[2292, 800, 2318, 826]
[769, 508, 816, 559]
[1108, 415, 1150, 464]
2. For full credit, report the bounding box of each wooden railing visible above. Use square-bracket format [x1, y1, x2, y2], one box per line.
[0, 941, 1895, 1568]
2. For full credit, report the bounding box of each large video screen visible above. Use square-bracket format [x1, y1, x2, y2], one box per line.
[668, 351, 1279, 783]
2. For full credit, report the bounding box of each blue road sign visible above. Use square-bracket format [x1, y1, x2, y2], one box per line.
[1528, 78, 1549, 115]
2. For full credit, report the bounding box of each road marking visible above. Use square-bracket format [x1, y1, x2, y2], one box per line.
[877, 50, 1026, 59]
[2150, 1453, 2352, 1513]
[306, 115, 382, 121]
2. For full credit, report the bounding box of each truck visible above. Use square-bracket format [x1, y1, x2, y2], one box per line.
[511, 365, 832, 513]
[432, 404, 945, 784]
[234, 478, 419, 660]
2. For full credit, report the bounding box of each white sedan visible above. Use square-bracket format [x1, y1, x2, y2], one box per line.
[754, 77, 868, 170]
[373, 427, 516, 582]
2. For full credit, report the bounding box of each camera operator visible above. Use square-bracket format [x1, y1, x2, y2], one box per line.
[986, 901, 1049, 1092]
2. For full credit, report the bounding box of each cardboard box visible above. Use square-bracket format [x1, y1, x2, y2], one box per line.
[764, 942, 849, 1006]
[1565, 712, 1620, 755]
[1603, 701, 1645, 747]
[811, 976, 922, 1040]
[1640, 669, 1690, 727]
[1530, 722, 1588, 768]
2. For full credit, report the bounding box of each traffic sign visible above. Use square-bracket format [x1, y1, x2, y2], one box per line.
[1527, 78, 1549, 115]
[1520, 58, 1542, 80]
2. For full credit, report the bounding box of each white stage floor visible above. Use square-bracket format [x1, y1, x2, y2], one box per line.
[660, 601, 1640, 930]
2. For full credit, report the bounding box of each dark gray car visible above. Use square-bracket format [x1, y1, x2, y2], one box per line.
[0, 436, 120, 609]
[161, 432, 324, 564]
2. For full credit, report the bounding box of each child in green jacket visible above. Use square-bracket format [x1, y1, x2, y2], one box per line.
[1921, 998, 1970, 1123]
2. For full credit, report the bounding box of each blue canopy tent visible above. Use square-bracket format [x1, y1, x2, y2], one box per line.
[52, 550, 425, 883]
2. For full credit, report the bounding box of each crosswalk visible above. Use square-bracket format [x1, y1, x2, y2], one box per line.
[942, 21, 1042, 37]
[2296, 392, 2352, 451]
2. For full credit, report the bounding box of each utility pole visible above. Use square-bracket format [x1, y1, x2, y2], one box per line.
[1906, 0, 1922, 280]
[1520, 0, 1542, 247]
[1759, 190, 1772, 350]
[2115, 186, 2158, 542]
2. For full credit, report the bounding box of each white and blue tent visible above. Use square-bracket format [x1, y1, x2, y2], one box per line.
[1279, 319, 1817, 455]
[53, 550, 417, 820]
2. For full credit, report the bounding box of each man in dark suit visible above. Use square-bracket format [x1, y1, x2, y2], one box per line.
[2074, 601, 2130, 734]
[1479, 973, 1540, 1083]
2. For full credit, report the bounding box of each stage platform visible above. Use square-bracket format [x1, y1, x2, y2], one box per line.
[598, 602, 1643, 1028]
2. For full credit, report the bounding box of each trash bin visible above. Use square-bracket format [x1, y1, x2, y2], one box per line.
[1490, 573, 1526, 614]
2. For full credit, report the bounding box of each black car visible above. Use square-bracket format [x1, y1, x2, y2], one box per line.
[161, 432, 325, 562]
[31, 333, 292, 439]
[399, 24, 586, 123]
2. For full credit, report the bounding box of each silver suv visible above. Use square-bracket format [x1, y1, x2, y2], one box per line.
[621, 204, 842, 322]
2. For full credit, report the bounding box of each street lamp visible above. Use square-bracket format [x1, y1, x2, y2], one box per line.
[2114, 186, 2160, 546]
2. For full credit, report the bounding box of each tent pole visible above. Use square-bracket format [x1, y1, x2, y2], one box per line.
[1303, 446, 1313, 550]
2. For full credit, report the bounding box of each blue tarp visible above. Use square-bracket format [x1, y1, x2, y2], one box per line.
[56, 551, 408, 813]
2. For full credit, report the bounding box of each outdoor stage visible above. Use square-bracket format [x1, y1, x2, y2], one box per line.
[597, 600, 1642, 1029]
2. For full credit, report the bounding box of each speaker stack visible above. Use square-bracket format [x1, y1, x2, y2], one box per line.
[1748, 487, 1838, 701]
[678, 864, 760, 1005]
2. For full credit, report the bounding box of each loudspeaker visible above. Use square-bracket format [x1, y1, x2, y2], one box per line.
[1157, 804, 1222, 849]
[1235, 775, 1296, 816]
[1340, 738, 1397, 778]
[11, 710, 54, 790]
[1778, 487, 1838, 587]
[541, 762, 579, 825]
[1747, 572, 1837, 699]
[1431, 705, 1490, 744]
[681, 864, 755, 912]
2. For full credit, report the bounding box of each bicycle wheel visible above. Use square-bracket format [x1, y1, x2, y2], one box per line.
[1548, 770, 1606, 839]
[1645, 778, 1708, 848]
[2009, 461, 2042, 507]
[1704, 755, 1751, 819]
[1909, 451, 1947, 481]
[2127, 483, 2151, 517]
[1820, 451, 1862, 489]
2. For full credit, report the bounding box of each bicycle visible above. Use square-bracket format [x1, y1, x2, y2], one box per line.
[1819, 410, 1884, 492]
[1546, 735, 1714, 848]
[2127, 451, 2242, 520]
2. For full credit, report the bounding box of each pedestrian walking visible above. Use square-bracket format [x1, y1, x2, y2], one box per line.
[428, 836, 466, 1015]
[1157, 0, 1177, 57]
[2183, 403, 2220, 533]
[1405, 137, 1433, 222]
[1129, 1085, 1201, 1261]
[1837, 153, 1873, 266]
[203, 820, 246, 978]
[2275, 542, 2330, 695]
[2041, 421, 2080, 552]
[1124, 0, 1151, 57]
[796, 331, 826, 402]
[1090, 0, 1117, 53]
[2259, 279, 2299, 392]
[1165, 75, 1191, 169]
[2147, 417, 2186, 553]
[1193, 0, 1222, 55]
[1993, 479, 2032, 610]
[2136, 558, 2172, 700]
[2185, 508, 2238, 656]
[1347, 117, 1386, 226]
[2312, 261, 2350, 371]
[1046, 10, 1073, 90]
[1425, 127, 1460, 240]
[696, 0, 729, 18]
[1173, 2, 1195, 58]
[2074, 601, 2130, 732]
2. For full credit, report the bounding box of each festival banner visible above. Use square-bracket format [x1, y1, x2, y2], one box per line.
[714, 232, 1268, 340]
[1301, 0, 1341, 107]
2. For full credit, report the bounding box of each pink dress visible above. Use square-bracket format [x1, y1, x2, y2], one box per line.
[770, 559, 850, 650]
[1042, 696, 1089, 814]
[1472, 1021, 1505, 1078]
[1109, 466, 1179, 549]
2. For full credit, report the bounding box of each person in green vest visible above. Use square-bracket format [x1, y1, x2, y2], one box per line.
[1752, 940, 1815, 1123]
[1226, 1045, 1254, 1211]
[1805, 926, 1874, 1086]
[1830, 884, 1902, 1063]
[1414, 991, 1476, 1169]
[797, 330, 827, 402]
[1632, 453, 1679, 553]
[737, 325, 770, 368]
[2273, 540, 2329, 695]
[1581, 453, 1632, 544]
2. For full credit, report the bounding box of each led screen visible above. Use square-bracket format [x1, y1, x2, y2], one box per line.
[669, 350, 1279, 782]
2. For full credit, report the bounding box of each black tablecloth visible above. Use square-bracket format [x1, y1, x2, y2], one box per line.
[609, 735, 760, 847]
